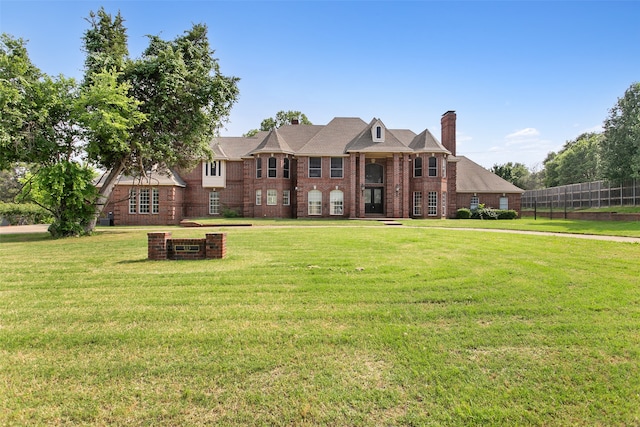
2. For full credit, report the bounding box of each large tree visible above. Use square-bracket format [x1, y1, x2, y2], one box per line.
[79, 8, 240, 232]
[244, 110, 311, 137]
[601, 82, 640, 183]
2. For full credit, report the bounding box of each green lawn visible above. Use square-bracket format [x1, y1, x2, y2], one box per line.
[1, 223, 639, 425]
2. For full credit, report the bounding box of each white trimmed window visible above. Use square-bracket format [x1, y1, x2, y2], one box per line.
[268, 157, 277, 178]
[256, 158, 262, 178]
[330, 157, 343, 178]
[414, 157, 423, 177]
[309, 157, 322, 178]
[255, 189, 262, 205]
[129, 189, 137, 214]
[500, 197, 509, 210]
[308, 190, 322, 215]
[442, 158, 447, 178]
[209, 191, 220, 215]
[283, 158, 290, 179]
[428, 157, 437, 177]
[330, 190, 343, 215]
[470, 196, 479, 210]
[139, 189, 150, 214]
[413, 192, 422, 216]
[267, 189, 277, 205]
[152, 189, 159, 214]
[428, 191, 437, 216]
[205, 160, 222, 177]
[283, 190, 290, 206]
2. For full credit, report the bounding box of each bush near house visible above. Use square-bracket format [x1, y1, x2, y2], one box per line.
[0, 202, 52, 225]
[457, 205, 518, 220]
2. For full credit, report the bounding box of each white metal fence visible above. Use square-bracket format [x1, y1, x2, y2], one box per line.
[522, 179, 640, 209]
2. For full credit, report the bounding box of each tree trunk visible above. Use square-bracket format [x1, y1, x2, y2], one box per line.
[84, 160, 125, 234]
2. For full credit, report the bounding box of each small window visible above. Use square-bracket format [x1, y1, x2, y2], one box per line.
[152, 189, 159, 214]
[428, 191, 437, 216]
[309, 157, 322, 178]
[255, 189, 262, 205]
[256, 158, 262, 178]
[268, 157, 277, 178]
[267, 189, 277, 205]
[414, 157, 423, 177]
[331, 157, 343, 178]
[365, 163, 384, 184]
[209, 191, 220, 215]
[470, 196, 479, 210]
[283, 190, 290, 206]
[442, 158, 447, 178]
[139, 189, 150, 214]
[129, 189, 137, 214]
[308, 190, 322, 215]
[376, 126, 382, 139]
[330, 190, 343, 215]
[428, 157, 437, 177]
[413, 192, 422, 216]
[500, 197, 509, 210]
[283, 158, 290, 179]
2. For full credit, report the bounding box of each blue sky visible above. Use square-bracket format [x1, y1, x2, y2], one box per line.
[1, 1, 639, 169]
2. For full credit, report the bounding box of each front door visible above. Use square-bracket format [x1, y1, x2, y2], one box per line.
[364, 187, 384, 214]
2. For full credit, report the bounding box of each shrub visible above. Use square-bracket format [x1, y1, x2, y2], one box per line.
[456, 208, 471, 219]
[0, 202, 52, 225]
[222, 207, 241, 218]
[497, 210, 519, 220]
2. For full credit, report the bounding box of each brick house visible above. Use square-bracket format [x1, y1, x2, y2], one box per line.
[103, 111, 524, 225]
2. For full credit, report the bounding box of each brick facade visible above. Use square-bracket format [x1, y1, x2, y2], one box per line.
[147, 232, 227, 260]
[105, 112, 524, 225]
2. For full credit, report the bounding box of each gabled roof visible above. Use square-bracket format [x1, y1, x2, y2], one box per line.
[249, 128, 294, 155]
[345, 118, 413, 154]
[456, 156, 524, 194]
[409, 129, 450, 154]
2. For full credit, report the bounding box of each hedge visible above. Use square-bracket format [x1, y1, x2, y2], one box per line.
[0, 202, 52, 225]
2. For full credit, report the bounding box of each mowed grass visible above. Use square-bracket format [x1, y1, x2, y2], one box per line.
[1, 224, 639, 425]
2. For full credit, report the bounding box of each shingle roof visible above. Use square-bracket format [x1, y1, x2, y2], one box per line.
[95, 169, 187, 187]
[249, 128, 295, 155]
[297, 117, 368, 155]
[345, 119, 414, 153]
[408, 129, 450, 154]
[456, 156, 525, 194]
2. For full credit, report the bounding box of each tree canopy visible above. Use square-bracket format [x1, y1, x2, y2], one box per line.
[0, 8, 240, 236]
[542, 132, 602, 187]
[601, 82, 640, 182]
[244, 110, 312, 137]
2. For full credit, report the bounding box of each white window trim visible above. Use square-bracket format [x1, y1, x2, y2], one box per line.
[209, 191, 220, 215]
[413, 191, 422, 216]
[267, 189, 277, 205]
[330, 190, 343, 215]
[255, 189, 262, 205]
[308, 190, 322, 215]
[428, 191, 438, 216]
[283, 190, 290, 206]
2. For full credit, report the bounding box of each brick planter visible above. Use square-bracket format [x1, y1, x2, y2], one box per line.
[148, 232, 227, 260]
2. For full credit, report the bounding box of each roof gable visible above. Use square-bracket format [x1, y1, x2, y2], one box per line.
[409, 129, 450, 154]
[297, 117, 368, 155]
[249, 128, 294, 155]
[345, 118, 413, 153]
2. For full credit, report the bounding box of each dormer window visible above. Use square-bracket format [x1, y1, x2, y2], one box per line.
[371, 121, 385, 142]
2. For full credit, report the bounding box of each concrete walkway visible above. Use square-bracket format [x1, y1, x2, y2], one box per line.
[1, 223, 639, 244]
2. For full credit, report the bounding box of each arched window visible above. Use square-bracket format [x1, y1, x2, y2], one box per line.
[330, 190, 343, 215]
[308, 190, 322, 215]
[365, 163, 384, 184]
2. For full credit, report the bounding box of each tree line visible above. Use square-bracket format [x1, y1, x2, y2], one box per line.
[492, 82, 640, 190]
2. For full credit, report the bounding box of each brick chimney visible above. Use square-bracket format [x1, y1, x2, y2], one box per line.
[291, 118, 299, 125]
[441, 110, 456, 156]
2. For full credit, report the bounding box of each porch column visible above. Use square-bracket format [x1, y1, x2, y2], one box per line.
[392, 154, 401, 218]
[358, 153, 366, 218]
[349, 153, 357, 218]
[402, 154, 410, 218]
